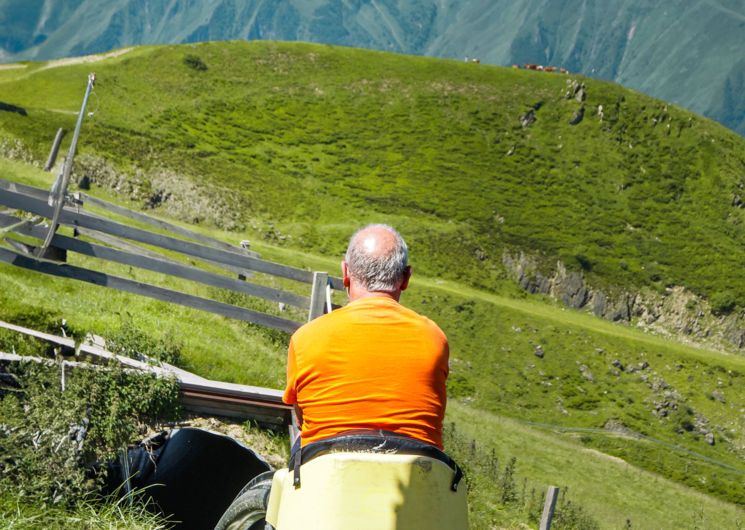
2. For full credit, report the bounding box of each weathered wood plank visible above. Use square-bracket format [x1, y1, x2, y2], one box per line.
[0, 350, 290, 426]
[73, 191, 261, 259]
[44, 128, 66, 171]
[0, 352, 91, 369]
[0, 188, 316, 284]
[0, 320, 75, 352]
[0, 179, 258, 277]
[0, 177, 50, 201]
[308, 271, 329, 321]
[1, 214, 310, 309]
[540, 486, 559, 530]
[0, 180, 343, 288]
[76, 225, 256, 278]
[328, 276, 344, 291]
[76, 342, 171, 374]
[74, 225, 186, 266]
[0, 247, 302, 333]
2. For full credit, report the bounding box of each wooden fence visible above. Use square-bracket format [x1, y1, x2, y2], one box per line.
[0, 319, 292, 429]
[0, 177, 344, 333]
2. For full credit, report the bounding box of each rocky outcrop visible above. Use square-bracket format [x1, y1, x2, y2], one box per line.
[564, 80, 586, 102]
[520, 109, 536, 127]
[569, 105, 585, 125]
[72, 154, 246, 231]
[502, 250, 745, 351]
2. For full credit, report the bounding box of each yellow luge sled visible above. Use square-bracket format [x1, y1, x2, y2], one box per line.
[215, 431, 469, 530]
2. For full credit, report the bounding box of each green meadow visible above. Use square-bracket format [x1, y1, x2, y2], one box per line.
[2, 42, 745, 527]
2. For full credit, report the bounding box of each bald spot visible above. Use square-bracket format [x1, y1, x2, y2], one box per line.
[353, 226, 398, 257]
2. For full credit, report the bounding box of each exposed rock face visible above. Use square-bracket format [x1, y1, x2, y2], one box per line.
[502, 250, 745, 351]
[724, 317, 745, 348]
[72, 154, 246, 231]
[520, 109, 536, 127]
[564, 80, 586, 102]
[592, 291, 631, 321]
[556, 269, 588, 309]
[569, 105, 585, 125]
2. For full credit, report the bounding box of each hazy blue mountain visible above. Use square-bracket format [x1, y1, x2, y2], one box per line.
[2, 0, 744, 135]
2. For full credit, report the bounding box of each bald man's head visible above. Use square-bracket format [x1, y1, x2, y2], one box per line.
[344, 224, 408, 293]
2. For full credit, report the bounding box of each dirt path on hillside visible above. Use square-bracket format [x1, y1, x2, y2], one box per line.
[38, 47, 134, 71]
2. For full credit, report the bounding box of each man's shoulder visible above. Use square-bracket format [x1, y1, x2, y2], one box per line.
[291, 305, 349, 341]
[291, 298, 446, 342]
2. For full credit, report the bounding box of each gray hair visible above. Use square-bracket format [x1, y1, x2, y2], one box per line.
[345, 224, 408, 292]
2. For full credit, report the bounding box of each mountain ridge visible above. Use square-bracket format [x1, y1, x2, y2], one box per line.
[2, 0, 745, 135]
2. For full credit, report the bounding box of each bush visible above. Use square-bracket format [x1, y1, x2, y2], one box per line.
[0, 360, 179, 506]
[710, 292, 736, 316]
[183, 54, 207, 71]
[104, 322, 182, 365]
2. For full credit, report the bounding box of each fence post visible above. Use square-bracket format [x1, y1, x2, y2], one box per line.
[44, 128, 66, 171]
[308, 271, 328, 321]
[39, 73, 95, 257]
[540, 486, 559, 530]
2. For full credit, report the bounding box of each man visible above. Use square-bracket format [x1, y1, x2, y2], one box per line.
[283, 223, 449, 451]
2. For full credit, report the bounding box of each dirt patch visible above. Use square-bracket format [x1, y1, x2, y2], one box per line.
[152, 413, 290, 470]
[582, 446, 627, 466]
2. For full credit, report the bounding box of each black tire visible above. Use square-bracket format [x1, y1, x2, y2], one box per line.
[233, 470, 275, 500]
[214, 478, 274, 530]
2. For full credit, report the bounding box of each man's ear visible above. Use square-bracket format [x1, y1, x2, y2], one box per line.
[400, 266, 412, 291]
[341, 261, 351, 287]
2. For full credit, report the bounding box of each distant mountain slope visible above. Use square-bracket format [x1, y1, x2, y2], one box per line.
[2, 41, 745, 352]
[1, 0, 744, 136]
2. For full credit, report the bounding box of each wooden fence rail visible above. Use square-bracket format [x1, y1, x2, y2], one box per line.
[0, 213, 309, 309]
[0, 177, 343, 332]
[0, 320, 291, 428]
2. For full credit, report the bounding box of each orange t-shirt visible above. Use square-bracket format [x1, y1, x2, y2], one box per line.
[283, 296, 449, 449]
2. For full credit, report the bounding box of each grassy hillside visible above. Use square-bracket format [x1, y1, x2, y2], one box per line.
[3, 42, 745, 331]
[2, 158, 745, 528]
[2, 42, 745, 526]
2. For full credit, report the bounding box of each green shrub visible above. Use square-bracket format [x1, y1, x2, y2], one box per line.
[183, 54, 207, 71]
[104, 321, 183, 365]
[710, 292, 737, 316]
[0, 360, 179, 506]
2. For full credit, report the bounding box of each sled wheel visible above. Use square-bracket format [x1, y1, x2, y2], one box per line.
[233, 470, 275, 500]
[214, 477, 274, 530]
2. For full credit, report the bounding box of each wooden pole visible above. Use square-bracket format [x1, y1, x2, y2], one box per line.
[540, 486, 559, 530]
[44, 128, 66, 171]
[308, 271, 328, 321]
